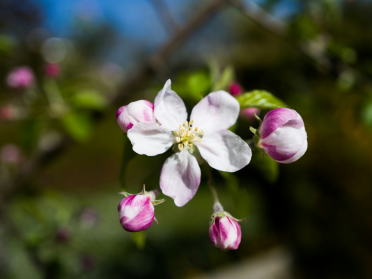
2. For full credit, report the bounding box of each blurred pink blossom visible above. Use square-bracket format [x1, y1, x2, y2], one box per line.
[240, 107, 260, 122]
[6, 67, 34, 89]
[0, 106, 15, 120]
[45, 63, 60, 78]
[0, 144, 21, 164]
[228, 82, 243, 97]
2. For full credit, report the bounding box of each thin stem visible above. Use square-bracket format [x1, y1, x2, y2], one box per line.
[206, 165, 219, 204]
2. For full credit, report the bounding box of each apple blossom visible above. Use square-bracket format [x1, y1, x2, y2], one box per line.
[6, 67, 34, 89]
[118, 185, 165, 232]
[116, 100, 156, 133]
[45, 63, 60, 77]
[258, 107, 307, 163]
[126, 80, 252, 207]
[209, 202, 245, 251]
[229, 82, 243, 97]
[240, 107, 260, 122]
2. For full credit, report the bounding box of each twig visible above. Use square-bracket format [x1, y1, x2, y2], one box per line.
[150, 0, 179, 35]
[2, 0, 231, 201]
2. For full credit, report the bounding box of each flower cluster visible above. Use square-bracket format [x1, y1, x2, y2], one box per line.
[116, 79, 308, 251]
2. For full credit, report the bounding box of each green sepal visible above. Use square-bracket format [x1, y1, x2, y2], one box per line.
[151, 198, 166, 206]
[249, 127, 257, 135]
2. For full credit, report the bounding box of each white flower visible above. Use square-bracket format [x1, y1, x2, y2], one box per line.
[127, 80, 252, 207]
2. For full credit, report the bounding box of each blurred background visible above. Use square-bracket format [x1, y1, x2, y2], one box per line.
[1, 0, 372, 278]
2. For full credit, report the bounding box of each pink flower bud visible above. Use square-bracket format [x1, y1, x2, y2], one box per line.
[118, 186, 165, 232]
[45, 63, 60, 78]
[118, 194, 155, 232]
[6, 67, 34, 89]
[258, 108, 307, 163]
[240, 107, 260, 122]
[209, 211, 242, 251]
[116, 100, 155, 133]
[228, 82, 243, 97]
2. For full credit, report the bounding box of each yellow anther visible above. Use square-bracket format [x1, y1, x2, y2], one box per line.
[189, 143, 193, 148]
[179, 125, 182, 130]
[178, 144, 183, 151]
[183, 121, 189, 127]
[199, 129, 204, 135]
[197, 138, 202, 143]
[188, 127, 192, 131]
[181, 132, 186, 137]
[194, 127, 198, 132]
[176, 137, 181, 143]
[191, 134, 195, 139]
[174, 131, 179, 136]
[183, 141, 188, 146]
[181, 127, 185, 133]
[190, 120, 194, 125]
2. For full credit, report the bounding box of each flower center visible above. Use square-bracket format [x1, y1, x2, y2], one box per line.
[172, 120, 204, 151]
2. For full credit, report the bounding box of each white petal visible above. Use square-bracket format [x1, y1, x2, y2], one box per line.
[260, 126, 307, 163]
[190, 91, 240, 133]
[160, 151, 201, 207]
[127, 122, 173, 156]
[196, 130, 251, 172]
[154, 79, 187, 131]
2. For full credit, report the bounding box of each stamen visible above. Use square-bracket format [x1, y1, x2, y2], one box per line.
[194, 127, 198, 132]
[178, 144, 183, 151]
[183, 141, 188, 146]
[189, 120, 194, 125]
[174, 131, 179, 136]
[197, 138, 202, 143]
[188, 127, 192, 131]
[189, 143, 193, 148]
[191, 134, 195, 139]
[179, 125, 182, 130]
[199, 129, 204, 135]
[184, 121, 189, 127]
[181, 127, 186, 133]
[176, 137, 181, 143]
[181, 132, 186, 137]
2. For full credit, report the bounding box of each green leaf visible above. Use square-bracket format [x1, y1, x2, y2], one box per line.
[187, 71, 211, 99]
[212, 66, 234, 91]
[131, 231, 146, 249]
[119, 136, 137, 190]
[237, 90, 288, 110]
[250, 149, 279, 183]
[0, 34, 15, 55]
[61, 111, 92, 142]
[70, 90, 107, 110]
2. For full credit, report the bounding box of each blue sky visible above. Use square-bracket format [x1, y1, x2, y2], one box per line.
[33, 0, 300, 65]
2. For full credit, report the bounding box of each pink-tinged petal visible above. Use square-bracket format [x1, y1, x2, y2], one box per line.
[160, 150, 201, 207]
[276, 137, 308, 164]
[127, 122, 173, 156]
[260, 126, 307, 163]
[228, 219, 242, 250]
[190, 91, 240, 133]
[259, 108, 303, 139]
[154, 79, 187, 131]
[209, 221, 220, 247]
[196, 130, 251, 172]
[117, 100, 155, 133]
[218, 216, 238, 250]
[118, 195, 155, 232]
